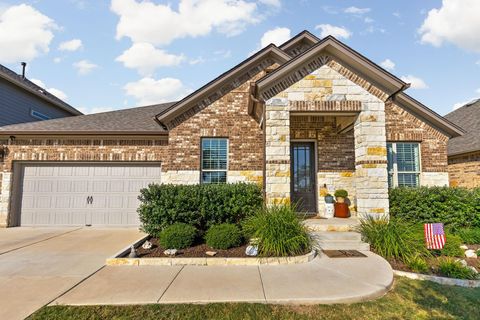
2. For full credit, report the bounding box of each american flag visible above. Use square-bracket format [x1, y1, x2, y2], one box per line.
[424, 223, 446, 250]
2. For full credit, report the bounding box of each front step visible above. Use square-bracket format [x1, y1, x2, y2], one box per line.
[311, 231, 370, 251]
[304, 217, 360, 232]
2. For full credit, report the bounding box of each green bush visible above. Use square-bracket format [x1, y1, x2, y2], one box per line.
[454, 228, 480, 244]
[243, 205, 311, 257]
[357, 216, 430, 262]
[159, 223, 197, 249]
[389, 187, 480, 229]
[432, 234, 464, 258]
[437, 257, 478, 280]
[334, 189, 348, 198]
[205, 224, 243, 250]
[406, 255, 429, 274]
[138, 182, 263, 235]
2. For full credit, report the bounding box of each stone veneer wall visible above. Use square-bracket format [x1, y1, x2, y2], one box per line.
[385, 102, 449, 186]
[264, 59, 390, 217]
[448, 151, 480, 188]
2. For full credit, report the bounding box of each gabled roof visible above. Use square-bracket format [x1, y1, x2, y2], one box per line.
[444, 99, 480, 155]
[0, 102, 173, 135]
[395, 93, 464, 138]
[154, 44, 291, 129]
[256, 35, 462, 138]
[0, 64, 82, 116]
[279, 30, 320, 57]
[257, 36, 407, 100]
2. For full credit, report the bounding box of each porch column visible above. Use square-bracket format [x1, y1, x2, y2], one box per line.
[265, 98, 291, 205]
[354, 103, 390, 217]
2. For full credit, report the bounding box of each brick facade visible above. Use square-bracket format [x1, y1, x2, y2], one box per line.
[448, 151, 480, 188]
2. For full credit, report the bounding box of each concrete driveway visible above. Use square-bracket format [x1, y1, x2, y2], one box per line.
[0, 227, 144, 320]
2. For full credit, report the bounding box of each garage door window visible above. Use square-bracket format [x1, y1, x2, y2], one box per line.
[201, 138, 228, 184]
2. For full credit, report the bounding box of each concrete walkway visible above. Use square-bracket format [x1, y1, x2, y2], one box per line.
[54, 251, 393, 306]
[0, 227, 144, 320]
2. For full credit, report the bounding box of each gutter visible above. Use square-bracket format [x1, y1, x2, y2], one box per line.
[388, 83, 411, 101]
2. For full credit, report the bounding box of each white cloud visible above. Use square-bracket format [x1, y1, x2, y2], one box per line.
[58, 39, 82, 51]
[260, 27, 291, 47]
[259, 0, 281, 7]
[452, 99, 476, 111]
[315, 24, 351, 39]
[111, 0, 260, 46]
[53, 57, 62, 63]
[476, 88, 480, 94]
[116, 42, 185, 76]
[30, 78, 68, 101]
[0, 4, 57, 63]
[401, 75, 428, 90]
[344, 6, 370, 15]
[419, 0, 480, 52]
[364, 17, 374, 23]
[73, 59, 98, 75]
[77, 106, 117, 114]
[380, 59, 395, 71]
[123, 77, 191, 105]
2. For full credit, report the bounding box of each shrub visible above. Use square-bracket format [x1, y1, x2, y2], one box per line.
[334, 189, 348, 198]
[357, 216, 430, 262]
[159, 223, 197, 249]
[432, 234, 464, 258]
[406, 255, 429, 274]
[242, 205, 311, 257]
[389, 187, 480, 229]
[205, 224, 243, 250]
[138, 182, 263, 235]
[454, 228, 480, 245]
[437, 257, 478, 280]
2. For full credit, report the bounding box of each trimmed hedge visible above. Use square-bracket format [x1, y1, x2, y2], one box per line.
[205, 224, 243, 250]
[138, 182, 263, 236]
[389, 187, 480, 229]
[159, 223, 197, 249]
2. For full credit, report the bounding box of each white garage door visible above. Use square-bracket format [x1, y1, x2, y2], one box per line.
[17, 163, 161, 226]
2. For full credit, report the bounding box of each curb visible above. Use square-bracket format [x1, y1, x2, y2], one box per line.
[393, 270, 480, 288]
[106, 250, 317, 266]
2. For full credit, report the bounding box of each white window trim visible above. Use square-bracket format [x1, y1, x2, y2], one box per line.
[388, 142, 422, 187]
[200, 137, 229, 184]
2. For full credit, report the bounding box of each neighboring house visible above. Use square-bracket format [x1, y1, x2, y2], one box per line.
[0, 63, 82, 126]
[0, 31, 462, 227]
[444, 100, 480, 188]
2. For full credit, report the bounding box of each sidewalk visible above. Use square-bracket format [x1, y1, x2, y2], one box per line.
[53, 251, 393, 305]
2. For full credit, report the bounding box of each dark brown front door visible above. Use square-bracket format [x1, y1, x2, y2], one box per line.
[291, 142, 316, 213]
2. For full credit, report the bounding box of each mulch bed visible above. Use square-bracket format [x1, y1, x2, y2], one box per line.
[134, 237, 252, 258]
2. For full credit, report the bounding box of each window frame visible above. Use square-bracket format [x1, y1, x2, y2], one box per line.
[387, 142, 422, 188]
[30, 109, 51, 121]
[200, 137, 229, 184]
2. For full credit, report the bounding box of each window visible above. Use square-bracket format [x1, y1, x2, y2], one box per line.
[201, 138, 228, 184]
[30, 109, 51, 120]
[387, 142, 420, 187]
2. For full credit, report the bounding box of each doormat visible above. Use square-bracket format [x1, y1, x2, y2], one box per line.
[322, 250, 367, 258]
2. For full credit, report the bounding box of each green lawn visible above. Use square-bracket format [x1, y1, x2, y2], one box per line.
[29, 277, 479, 320]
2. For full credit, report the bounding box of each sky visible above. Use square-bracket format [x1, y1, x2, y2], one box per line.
[0, 0, 479, 116]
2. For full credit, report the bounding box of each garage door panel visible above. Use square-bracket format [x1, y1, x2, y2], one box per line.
[18, 163, 161, 226]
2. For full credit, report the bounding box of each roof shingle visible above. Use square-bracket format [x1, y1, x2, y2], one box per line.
[444, 100, 480, 155]
[0, 102, 174, 135]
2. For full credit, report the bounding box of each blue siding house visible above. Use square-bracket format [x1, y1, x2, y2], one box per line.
[0, 64, 81, 127]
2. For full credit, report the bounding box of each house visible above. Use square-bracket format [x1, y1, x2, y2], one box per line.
[0, 63, 82, 126]
[0, 31, 463, 227]
[444, 100, 480, 188]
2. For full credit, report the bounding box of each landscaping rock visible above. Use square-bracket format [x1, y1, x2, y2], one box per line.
[128, 245, 138, 258]
[459, 245, 468, 250]
[142, 240, 153, 250]
[465, 249, 477, 258]
[164, 249, 178, 256]
[205, 251, 217, 257]
[245, 245, 258, 256]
